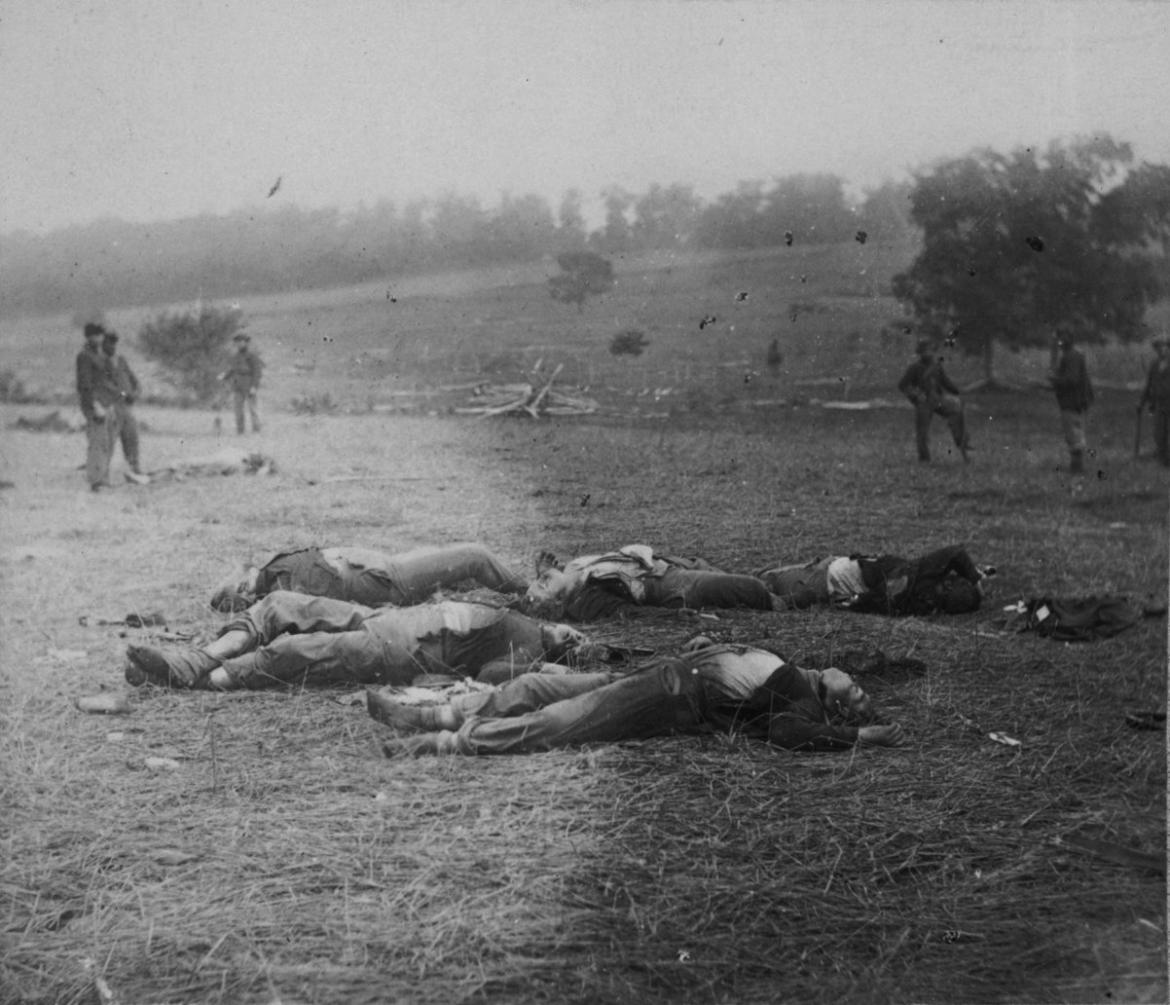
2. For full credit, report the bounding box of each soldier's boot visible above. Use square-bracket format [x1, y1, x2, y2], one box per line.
[125, 645, 219, 688]
[381, 732, 457, 758]
[1070, 450, 1085, 474]
[366, 690, 457, 732]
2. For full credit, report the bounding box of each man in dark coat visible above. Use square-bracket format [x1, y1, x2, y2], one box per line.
[102, 328, 144, 476]
[370, 639, 904, 757]
[757, 544, 989, 616]
[1138, 335, 1170, 466]
[222, 331, 263, 434]
[897, 338, 970, 463]
[75, 323, 124, 491]
[1049, 330, 1094, 474]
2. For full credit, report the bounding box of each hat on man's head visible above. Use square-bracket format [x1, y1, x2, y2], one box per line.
[83, 322, 105, 338]
[233, 332, 250, 342]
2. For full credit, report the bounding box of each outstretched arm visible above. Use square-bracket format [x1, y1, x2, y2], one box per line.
[767, 715, 860, 751]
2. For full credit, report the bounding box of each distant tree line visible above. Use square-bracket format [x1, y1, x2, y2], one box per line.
[0, 174, 911, 318]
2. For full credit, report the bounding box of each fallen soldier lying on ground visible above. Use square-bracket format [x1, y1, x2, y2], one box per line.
[125, 591, 598, 690]
[211, 542, 528, 612]
[756, 544, 992, 616]
[370, 636, 904, 757]
[524, 544, 778, 621]
[141, 446, 276, 483]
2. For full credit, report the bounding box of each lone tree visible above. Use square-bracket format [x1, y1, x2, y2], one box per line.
[892, 135, 1170, 382]
[138, 303, 248, 404]
[548, 252, 614, 312]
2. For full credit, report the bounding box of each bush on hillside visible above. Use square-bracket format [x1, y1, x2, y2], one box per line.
[137, 304, 246, 404]
[549, 252, 614, 312]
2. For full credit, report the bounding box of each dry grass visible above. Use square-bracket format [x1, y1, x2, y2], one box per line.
[0, 247, 1166, 1003]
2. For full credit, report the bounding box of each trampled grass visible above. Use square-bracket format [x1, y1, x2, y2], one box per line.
[0, 244, 1166, 1004]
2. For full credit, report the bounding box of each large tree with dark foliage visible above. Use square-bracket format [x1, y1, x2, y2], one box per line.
[548, 252, 614, 312]
[892, 135, 1170, 381]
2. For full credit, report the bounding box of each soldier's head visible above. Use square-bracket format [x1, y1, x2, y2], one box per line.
[819, 668, 876, 724]
[101, 330, 119, 356]
[539, 622, 587, 662]
[210, 565, 261, 612]
[233, 332, 251, 352]
[83, 322, 105, 346]
[915, 337, 934, 360]
[1054, 329, 1074, 351]
[929, 576, 983, 615]
[525, 551, 569, 610]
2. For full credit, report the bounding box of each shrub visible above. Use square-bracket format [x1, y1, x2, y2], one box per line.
[610, 330, 649, 357]
[548, 252, 614, 312]
[137, 304, 246, 404]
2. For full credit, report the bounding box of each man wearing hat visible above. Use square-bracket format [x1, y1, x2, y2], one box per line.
[221, 331, 263, 434]
[101, 328, 144, 477]
[1138, 335, 1170, 466]
[897, 337, 971, 463]
[75, 322, 124, 491]
[1048, 330, 1094, 474]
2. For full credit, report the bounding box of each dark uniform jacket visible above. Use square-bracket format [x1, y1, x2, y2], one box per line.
[1141, 358, 1170, 411]
[225, 349, 263, 394]
[1051, 348, 1094, 412]
[75, 347, 122, 421]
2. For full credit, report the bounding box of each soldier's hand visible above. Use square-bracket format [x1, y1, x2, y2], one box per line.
[858, 723, 905, 748]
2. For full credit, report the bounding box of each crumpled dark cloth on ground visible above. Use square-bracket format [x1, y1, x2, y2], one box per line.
[1002, 595, 1161, 642]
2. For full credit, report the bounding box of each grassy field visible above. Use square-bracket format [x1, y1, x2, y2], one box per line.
[1, 244, 1166, 1004]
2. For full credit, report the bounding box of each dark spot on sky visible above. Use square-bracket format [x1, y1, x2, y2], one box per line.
[1026, 236, 1045, 252]
[784, 232, 794, 246]
[855, 230, 867, 244]
[699, 315, 717, 330]
[735, 291, 749, 302]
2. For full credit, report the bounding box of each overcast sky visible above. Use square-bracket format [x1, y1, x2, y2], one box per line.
[1, 0, 1167, 235]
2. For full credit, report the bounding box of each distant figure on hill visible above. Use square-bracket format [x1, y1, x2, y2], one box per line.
[756, 544, 992, 616]
[75, 322, 125, 492]
[1138, 335, 1170, 467]
[210, 543, 529, 612]
[372, 637, 904, 757]
[125, 593, 596, 690]
[897, 338, 971, 463]
[765, 337, 783, 371]
[220, 331, 263, 434]
[1048, 330, 1094, 474]
[524, 544, 779, 621]
[101, 328, 145, 479]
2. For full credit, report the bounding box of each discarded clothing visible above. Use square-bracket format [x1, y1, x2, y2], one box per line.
[1005, 595, 1145, 642]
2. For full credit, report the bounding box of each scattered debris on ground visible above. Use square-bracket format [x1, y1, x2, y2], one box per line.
[456, 364, 599, 418]
[11, 410, 80, 432]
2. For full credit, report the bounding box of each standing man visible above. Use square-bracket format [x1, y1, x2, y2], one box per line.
[897, 337, 970, 463]
[101, 328, 144, 477]
[1138, 335, 1170, 467]
[75, 323, 124, 492]
[1049, 330, 1095, 474]
[222, 331, 263, 434]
